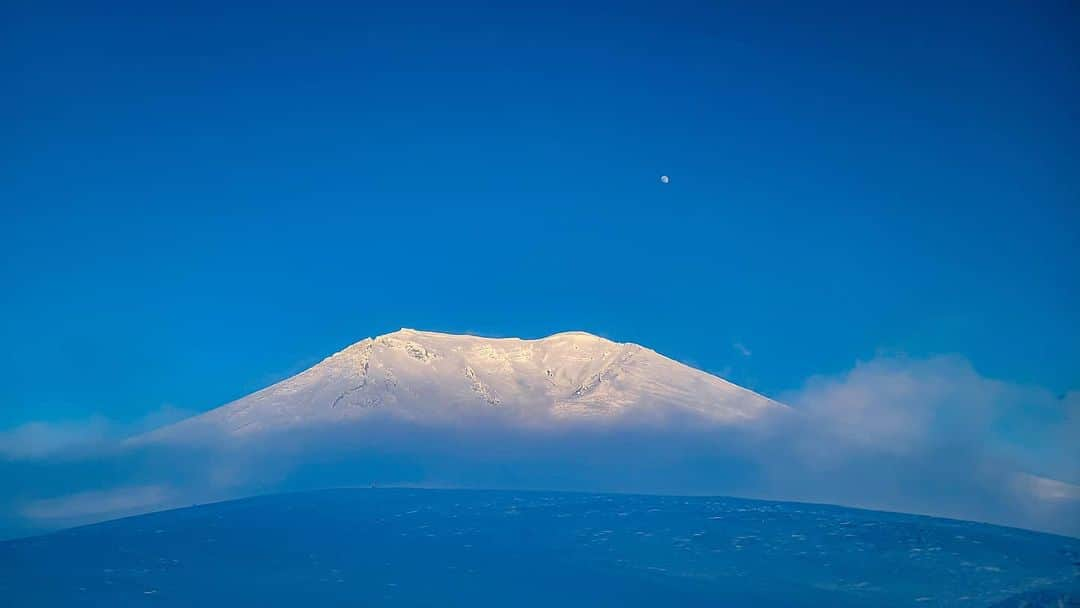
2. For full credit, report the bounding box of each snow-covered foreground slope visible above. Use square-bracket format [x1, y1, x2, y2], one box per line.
[3, 488, 1077, 607]
[145, 329, 784, 441]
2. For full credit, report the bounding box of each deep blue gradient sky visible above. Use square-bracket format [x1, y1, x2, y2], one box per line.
[2, 1, 1078, 428]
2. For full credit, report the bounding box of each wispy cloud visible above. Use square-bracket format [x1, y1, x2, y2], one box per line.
[20, 485, 174, 522]
[0, 405, 194, 461]
[0, 418, 111, 460]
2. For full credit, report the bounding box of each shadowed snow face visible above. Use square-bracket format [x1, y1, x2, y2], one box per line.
[0, 331, 1076, 539]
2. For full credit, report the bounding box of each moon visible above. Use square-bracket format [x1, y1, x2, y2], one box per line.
[660, 175, 670, 184]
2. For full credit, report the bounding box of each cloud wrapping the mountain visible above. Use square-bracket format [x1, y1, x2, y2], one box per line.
[0, 355, 1076, 539]
[19, 485, 174, 523]
[0, 406, 193, 461]
[759, 356, 1078, 534]
[779, 355, 1078, 483]
[0, 418, 111, 461]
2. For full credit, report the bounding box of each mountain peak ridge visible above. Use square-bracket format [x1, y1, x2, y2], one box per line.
[381, 327, 621, 344]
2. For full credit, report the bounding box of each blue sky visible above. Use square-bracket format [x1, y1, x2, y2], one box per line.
[2, 0, 1077, 429]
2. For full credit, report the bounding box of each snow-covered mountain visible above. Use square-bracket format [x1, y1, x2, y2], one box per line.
[146, 329, 785, 441]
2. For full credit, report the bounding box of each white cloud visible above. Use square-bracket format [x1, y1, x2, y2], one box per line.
[20, 485, 173, 522]
[1013, 473, 1080, 502]
[780, 355, 1078, 481]
[755, 355, 1079, 535]
[0, 405, 195, 461]
[0, 418, 110, 460]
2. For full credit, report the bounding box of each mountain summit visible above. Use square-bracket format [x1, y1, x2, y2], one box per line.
[148, 329, 784, 440]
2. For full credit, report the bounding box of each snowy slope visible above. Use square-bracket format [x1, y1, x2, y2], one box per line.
[7, 488, 1077, 607]
[146, 329, 784, 440]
